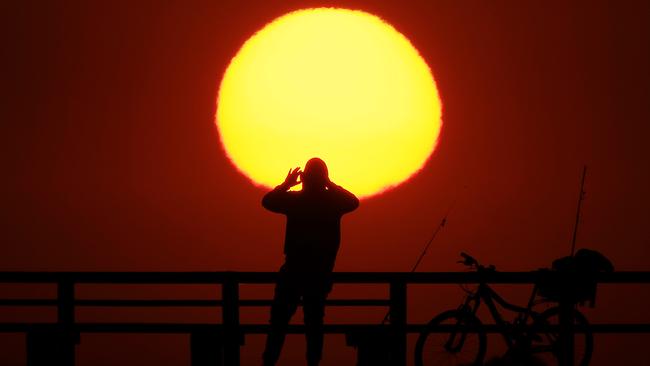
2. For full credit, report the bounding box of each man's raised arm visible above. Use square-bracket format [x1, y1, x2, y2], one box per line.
[262, 167, 302, 213]
[326, 180, 359, 213]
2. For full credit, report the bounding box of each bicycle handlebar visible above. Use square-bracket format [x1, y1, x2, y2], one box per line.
[459, 252, 478, 267]
[458, 252, 497, 273]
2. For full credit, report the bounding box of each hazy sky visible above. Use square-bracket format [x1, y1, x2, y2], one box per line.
[2, 1, 649, 365]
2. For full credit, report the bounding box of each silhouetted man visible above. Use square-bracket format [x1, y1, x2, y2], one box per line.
[262, 158, 359, 366]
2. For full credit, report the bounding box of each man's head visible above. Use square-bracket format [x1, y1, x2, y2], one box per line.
[302, 158, 329, 190]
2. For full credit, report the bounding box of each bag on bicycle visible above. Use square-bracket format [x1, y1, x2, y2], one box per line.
[538, 248, 614, 307]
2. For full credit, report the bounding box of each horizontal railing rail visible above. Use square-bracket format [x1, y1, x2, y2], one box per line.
[1, 270, 650, 283]
[1, 271, 649, 366]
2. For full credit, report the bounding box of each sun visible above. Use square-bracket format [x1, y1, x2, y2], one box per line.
[216, 8, 442, 198]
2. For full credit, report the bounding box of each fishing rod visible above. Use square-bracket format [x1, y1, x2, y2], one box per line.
[570, 165, 587, 256]
[380, 196, 460, 324]
[409, 204, 454, 273]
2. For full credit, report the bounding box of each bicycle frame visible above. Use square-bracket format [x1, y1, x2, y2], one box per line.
[459, 280, 541, 348]
[416, 254, 595, 366]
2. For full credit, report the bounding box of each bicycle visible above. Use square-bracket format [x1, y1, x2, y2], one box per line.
[414, 252, 593, 366]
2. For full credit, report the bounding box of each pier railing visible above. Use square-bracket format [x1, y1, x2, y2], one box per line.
[1, 271, 649, 366]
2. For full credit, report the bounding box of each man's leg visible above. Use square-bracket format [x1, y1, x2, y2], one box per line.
[303, 290, 328, 366]
[262, 278, 299, 366]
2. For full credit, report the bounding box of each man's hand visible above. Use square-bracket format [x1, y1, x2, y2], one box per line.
[281, 167, 302, 189]
[325, 177, 340, 190]
[325, 177, 337, 190]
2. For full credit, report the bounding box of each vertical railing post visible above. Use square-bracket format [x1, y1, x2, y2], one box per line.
[191, 328, 223, 366]
[58, 279, 75, 326]
[389, 280, 407, 366]
[59, 279, 78, 365]
[222, 274, 240, 366]
[558, 286, 575, 366]
[27, 278, 77, 366]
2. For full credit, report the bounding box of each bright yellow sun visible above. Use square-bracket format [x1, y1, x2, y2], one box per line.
[216, 8, 442, 198]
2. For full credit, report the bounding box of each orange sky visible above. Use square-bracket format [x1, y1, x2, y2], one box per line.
[1, 1, 649, 365]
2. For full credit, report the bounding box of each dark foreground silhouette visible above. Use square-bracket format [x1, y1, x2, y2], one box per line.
[484, 355, 548, 366]
[3, 260, 646, 366]
[415, 250, 613, 366]
[261, 158, 359, 366]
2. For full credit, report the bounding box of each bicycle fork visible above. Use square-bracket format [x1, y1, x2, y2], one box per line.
[445, 296, 480, 353]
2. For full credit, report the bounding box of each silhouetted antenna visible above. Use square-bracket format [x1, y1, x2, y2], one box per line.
[570, 165, 587, 256]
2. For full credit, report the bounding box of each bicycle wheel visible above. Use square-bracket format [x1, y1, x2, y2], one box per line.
[415, 310, 487, 366]
[531, 306, 593, 366]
